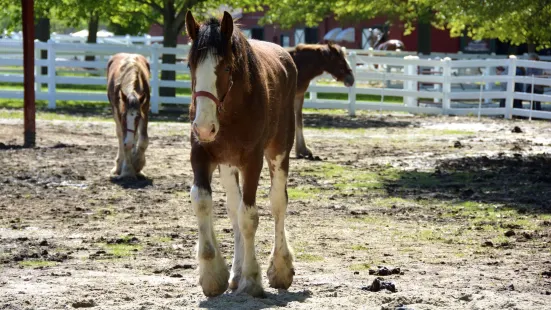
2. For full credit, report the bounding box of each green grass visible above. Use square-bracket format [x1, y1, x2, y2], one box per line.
[351, 245, 369, 251]
[304, 92, 402, 103]
[287, 187, 320, 200]
[0, 109, 110, 122]
[350, 263, 371, 271]
[103, 244, 143, 257]
[300, 162, 401, 191]
[19, 260, 57, 268]
[296, 253, 324, 262]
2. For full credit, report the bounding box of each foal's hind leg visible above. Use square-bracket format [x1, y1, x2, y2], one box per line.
[219, 165, 244, 290]
[294, 96, 313, 159]
[236, 156, 264, 297]
[266, 152, 294, 289]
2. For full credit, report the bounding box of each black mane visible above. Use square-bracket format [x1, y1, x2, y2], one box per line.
[188, 17, 258, 92]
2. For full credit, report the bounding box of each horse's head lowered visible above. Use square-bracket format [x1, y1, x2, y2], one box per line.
[323, 43, 355, 87]
[116, 59, 149, 150]
[186, 11, 241, 143]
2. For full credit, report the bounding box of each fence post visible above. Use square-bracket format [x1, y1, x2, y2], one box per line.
[150, 43, 160, 114]
[145, 34, 151, 45]
[347, 51, 357, 116]
[403, 55, 418, 108]
[433, 57, 442, 104]
[505, 56, 517, 119]
[34, 40, 41, 96]
[125, 34, 132, 46]
[484, 65, 494, 104]
[309, 80, 317, 101]
[442, 57, 452, 115]
[47, 39, 56, 109]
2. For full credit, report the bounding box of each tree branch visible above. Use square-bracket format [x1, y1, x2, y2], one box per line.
[172, 0, 200, 33]
[134, 0, 164, 14]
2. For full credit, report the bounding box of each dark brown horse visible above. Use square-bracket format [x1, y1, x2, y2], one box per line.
[289, 43, 355, 159]
[367, 28, 406, 51]
[107, 53, 150, 179]
[186, 11, 297, 297]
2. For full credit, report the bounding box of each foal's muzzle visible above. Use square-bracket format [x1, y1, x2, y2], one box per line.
[344, 74, 355, 87]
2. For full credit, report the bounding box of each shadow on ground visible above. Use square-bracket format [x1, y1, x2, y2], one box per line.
[302, 113, 416, 129]
[198, 290, 311, 310]
[384, 153, 551, 214]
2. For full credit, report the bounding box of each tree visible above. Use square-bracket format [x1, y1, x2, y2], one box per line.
[256, 0, 551, 51]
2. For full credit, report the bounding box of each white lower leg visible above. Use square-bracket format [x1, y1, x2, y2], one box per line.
[191, 185, 229, 297]
[219, 165, 243, 289]
[236, 203, 263, 297]
[112, 118, 124, 175]
[267, 154, 294, 289]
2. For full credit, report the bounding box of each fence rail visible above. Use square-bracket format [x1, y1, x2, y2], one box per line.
[2, 40, 551, 119]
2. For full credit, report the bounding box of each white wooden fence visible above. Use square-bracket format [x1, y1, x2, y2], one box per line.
[2, 40, 551, 120]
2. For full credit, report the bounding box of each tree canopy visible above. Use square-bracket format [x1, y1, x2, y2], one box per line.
[256, 0, 551, 50]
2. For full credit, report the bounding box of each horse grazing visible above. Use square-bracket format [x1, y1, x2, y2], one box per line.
[289, 43, 355, 159]
[365, 28, 406, 51]
[185, 11, 297, 297]
[107, 53, 150, 179]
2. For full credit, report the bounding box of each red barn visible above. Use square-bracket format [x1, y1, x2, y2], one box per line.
[149, 11, 461, 54]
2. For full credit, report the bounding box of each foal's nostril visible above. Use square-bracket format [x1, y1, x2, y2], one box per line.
[210, 124, 216, 134]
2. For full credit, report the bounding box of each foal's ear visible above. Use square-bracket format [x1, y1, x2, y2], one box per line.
[221, 11, 234, 43]
[186, 11, 199, 41]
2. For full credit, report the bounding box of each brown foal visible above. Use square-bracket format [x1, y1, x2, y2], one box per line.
[186, 11, 297, 297]
[107, 53, 150, 179]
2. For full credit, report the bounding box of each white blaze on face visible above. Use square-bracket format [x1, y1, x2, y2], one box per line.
[124, 109, 138, 149]
[193, 53, 220, 141]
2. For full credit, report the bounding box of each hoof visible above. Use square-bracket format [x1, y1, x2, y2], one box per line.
[267, 253, 295, 289]
[228, 274, 240, 290]
[236, 275, 265, 298]
[110, 166, 121, 176]
[198, 251, 230, 297]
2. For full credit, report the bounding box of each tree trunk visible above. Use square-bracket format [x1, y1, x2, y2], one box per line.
[85, 12, 99, 62]
[160, 22, 178, 98]
[35, 18, 49, 76]
[527, 42, 536, 54]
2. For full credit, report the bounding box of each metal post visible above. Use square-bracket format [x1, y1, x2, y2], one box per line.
[22, 0, 36, 147]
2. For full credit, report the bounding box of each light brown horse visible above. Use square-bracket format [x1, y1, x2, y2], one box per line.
[186, 11, 297, 297]
[289, 43, 355, 159]
[107, 53, 150, 179]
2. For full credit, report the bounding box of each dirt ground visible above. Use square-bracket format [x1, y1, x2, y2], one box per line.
[1, 110, 551, 310]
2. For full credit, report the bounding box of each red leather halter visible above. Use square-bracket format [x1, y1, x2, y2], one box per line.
[192, 75, 233, 113]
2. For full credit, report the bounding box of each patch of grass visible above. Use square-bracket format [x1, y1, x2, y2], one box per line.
[287, 187, 320, 200]
[103, 244, 142, 257]
[296, 253, 324, 262]
[0, 109, 110, 122]
[418, 129, 476, 136]
[156, 236, 172, 243]
[305, 92, 402, 103]
[350, 263, 371, 271]
[351, 244, 369, 251]
[19, 260, 57, 268]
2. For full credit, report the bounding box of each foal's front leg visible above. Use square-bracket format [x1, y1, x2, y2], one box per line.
[236, 157, 264, 297]
[191, 149, 229, 297]
[111, 113, 124, 176]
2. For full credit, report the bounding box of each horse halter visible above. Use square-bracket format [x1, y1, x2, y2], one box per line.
[192, 73, 234, 113]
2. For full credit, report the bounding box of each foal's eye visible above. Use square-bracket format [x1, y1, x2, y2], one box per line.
[225, 66, 231, 72]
